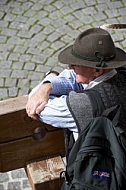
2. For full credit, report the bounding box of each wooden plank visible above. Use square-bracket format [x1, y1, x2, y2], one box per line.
[0, 109, 56, 143]
[0, 96, 56, 143]
[26, 156, 65, 190]
[0, 96, 65, 172]
[0, 128, 65, 172]
[0, 95, 28, 115]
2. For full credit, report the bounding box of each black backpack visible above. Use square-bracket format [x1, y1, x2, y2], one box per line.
[61, 90, 126, 190]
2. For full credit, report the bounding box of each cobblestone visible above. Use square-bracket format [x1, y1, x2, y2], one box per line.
[5, 78, 17, 87]
[0, 0, 126, 189]
[0, 78, 4, 87]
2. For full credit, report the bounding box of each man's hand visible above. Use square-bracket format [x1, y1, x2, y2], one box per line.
[26, 82, 52, 120]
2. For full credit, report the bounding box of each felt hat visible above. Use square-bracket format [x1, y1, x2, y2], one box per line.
[58, 28, 126, 69]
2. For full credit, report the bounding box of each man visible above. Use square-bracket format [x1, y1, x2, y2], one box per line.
[26, 28, 126, 143]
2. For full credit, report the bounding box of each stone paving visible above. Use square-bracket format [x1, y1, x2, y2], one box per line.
[0, 0, 126, 189]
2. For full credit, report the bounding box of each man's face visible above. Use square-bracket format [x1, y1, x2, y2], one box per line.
[69, 64, 96, 84]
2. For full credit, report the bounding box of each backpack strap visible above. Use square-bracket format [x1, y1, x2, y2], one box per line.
[85, 89, 120, 126]
[84, 89, 105, 117]
[102, 105, 121, 126]
[63, 128, 75, 162]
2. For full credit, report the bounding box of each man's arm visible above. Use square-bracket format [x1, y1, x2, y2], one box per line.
[29, 69, 82, 97]
[38, 94, 78, 140]
[26, 69, 83, 119]
[26, 82, 52, 120]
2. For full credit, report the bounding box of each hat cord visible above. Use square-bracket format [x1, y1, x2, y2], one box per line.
[71, 49, 115, 68]
[95, 51, 108, 68]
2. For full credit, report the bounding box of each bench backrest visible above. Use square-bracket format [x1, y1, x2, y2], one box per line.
[0, 95, 65, 172]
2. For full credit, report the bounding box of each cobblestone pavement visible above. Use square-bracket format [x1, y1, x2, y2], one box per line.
[0, 0, 126, 189]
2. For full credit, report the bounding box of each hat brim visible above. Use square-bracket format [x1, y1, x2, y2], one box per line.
[58, 45, 126, 69]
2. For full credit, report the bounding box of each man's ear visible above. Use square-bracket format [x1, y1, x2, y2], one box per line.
[94, 69, 104, 77]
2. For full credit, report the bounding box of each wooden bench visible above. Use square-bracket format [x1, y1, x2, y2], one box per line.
[0, 95, 65, 189]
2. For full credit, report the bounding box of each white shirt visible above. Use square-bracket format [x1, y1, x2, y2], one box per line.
[30, 69, 117, 141]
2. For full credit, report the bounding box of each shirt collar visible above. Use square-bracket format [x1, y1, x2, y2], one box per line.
[83, 69, 117, 90]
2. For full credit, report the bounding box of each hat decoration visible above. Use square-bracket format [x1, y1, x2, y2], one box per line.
[100, 24, 126, 30]
[71, 49, 115, 68]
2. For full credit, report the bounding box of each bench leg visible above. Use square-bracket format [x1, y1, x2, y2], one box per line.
[26, 156, 66, 190]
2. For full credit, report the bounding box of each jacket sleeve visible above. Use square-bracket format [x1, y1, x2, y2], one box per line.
[67, 91, 93, 133]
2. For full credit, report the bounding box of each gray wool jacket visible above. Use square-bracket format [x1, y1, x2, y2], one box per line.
[65, 69, 126, 157]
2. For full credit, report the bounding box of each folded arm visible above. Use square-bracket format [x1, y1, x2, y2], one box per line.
[26, 69, 83, 120]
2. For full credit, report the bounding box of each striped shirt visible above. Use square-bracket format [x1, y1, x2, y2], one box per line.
[30, 69, 117, 140]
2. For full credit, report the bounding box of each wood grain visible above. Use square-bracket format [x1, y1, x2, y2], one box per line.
[27, 156, 65, 190]
[0, 96, 65, 172]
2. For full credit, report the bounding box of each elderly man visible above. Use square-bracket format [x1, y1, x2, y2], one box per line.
[26, 27, 126, 141]
[26, 27, 126, 189]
